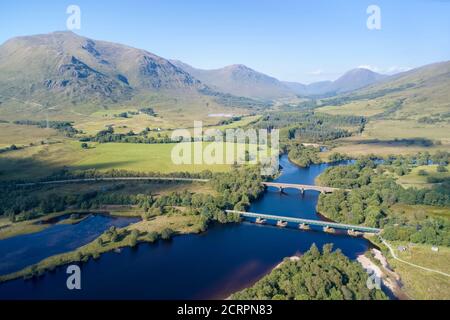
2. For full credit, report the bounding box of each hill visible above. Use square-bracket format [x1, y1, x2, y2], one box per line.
[317, 61, 450, 154]
[318, 61, 450, 120]
[284, 68, 387, 96]
[0, 31, 266, 121]
[171, 60, 294, 100]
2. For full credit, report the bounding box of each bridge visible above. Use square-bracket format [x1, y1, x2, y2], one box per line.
[261, 182, 345, 194]
[226, 210, 381, 234]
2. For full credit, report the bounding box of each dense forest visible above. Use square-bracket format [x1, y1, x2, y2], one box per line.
[287, 143, 322, 167]
[0, 166, 264, 227]
[13, 120, 80, 137]
[316, 156, 450, 246]
[254, 111, 366, 143]
[232, 244, 387, 300]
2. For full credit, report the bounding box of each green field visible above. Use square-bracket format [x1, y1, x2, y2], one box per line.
[386, 241, 450, 300]
[397, 165, 450, 189]
[0, 140, 273, 180]
[390, 204, 450, 220]
[0, 123, 61, 148]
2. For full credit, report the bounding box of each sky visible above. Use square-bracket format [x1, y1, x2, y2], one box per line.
[0, 0, 449, 83]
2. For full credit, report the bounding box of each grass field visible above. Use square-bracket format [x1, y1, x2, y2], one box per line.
[0, 123, 60, 148]
[317, 100, 387, 117]
[397, 165, 450, 189]
[363, 120, 450, 144]
[390, 204, 450, 221]
[387, 242, 450, 300]
[0, 139, 272, 180]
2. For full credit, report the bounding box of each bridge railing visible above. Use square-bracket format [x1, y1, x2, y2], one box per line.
[226, 210, 381, 234]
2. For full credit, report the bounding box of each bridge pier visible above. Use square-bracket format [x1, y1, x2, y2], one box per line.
[299, 223, 310, 230]
[347, 229, 362, 237]
[276, 220, 288, 228]
[255, 217, 266, 225]
[323, 226, 336, 234]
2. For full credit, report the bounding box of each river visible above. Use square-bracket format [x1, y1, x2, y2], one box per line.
[0, 155, 372, 300]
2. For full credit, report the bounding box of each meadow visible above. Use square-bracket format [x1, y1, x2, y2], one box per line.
[0, 139, 273, 181]
[0, 123, 60, 148]
[397, 165, 450, 189]
[387, 241, 450, 300]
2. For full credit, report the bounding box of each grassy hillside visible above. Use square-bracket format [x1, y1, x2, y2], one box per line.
[0, 32, 262, 124]
[315, 61, 450, 155]
[318, 61, 450, 120]
[0, 140, 273, 181]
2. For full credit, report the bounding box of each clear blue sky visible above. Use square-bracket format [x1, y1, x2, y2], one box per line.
[1, 0, 449, 83]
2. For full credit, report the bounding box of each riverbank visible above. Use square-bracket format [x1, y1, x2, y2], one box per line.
[0, 207, 142, 241]
[0, 213, 205, 283]
[357, 248, 405, 299]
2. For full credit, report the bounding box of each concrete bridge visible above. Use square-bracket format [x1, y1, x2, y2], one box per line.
[261, 182, 344, 194]
[226, 210, 381, 234]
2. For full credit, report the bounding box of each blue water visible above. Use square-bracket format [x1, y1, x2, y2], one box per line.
[0, 215, 139, 276]
[0, 155, 371, 300]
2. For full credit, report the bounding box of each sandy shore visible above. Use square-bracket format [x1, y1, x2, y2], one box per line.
[357, 249, 405, 299]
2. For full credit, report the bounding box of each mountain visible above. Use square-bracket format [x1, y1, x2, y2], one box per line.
[0, 31, 203, 108]
[283, 68, 387, 96]
[171, 61, 294, 100]
[331, 68, 388, 93]
[320, 61, 450, 120]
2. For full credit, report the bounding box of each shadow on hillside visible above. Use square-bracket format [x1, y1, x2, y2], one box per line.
[0, 156, 139, 182]
[353, 138, 434, 147]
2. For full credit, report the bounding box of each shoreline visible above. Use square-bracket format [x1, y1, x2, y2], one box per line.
[357, 249, 405, 300]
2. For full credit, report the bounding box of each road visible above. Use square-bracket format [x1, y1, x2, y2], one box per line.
[379, 236, 450, 277]
[16, 177, 210, 187]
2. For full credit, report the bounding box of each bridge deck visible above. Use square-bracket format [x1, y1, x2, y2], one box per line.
[261, 182, 343, 193]
[226, 210, 381, 234]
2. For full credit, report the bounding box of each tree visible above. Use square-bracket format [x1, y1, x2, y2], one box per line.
[160, 228, 174, 240]
[418, 169, 428, 176]
[147, 231, 159, 243]
[129, 230, 139, 247]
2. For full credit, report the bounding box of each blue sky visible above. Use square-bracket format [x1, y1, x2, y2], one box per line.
[1, 0, 449, 83]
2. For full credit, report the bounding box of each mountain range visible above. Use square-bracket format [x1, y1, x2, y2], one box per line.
[171, 60, 388, 98]
[0, 31, 448, 118]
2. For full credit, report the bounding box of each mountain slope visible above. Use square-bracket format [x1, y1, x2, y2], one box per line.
[171, 61, 294, 100]
[319, 61, 450, 120]
[284, 68, 387, 96]
[331, 68, 388, 94]
[0, 31, 203, 108]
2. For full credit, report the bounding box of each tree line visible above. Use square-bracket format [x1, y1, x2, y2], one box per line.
[232, 244, 387, 300]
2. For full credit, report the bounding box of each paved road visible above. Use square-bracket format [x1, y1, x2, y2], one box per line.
[16, 177, 210, 187]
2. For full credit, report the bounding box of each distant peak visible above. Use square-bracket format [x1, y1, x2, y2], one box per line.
[225, 64, 251, 70]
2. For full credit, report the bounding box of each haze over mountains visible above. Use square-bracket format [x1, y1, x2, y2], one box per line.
[326, 60, 450, 120]
[285, 68, 388, 96]
[0, 31, 447, 118]
[170, 60, 295, 99]
[171, 60, 388, 98]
